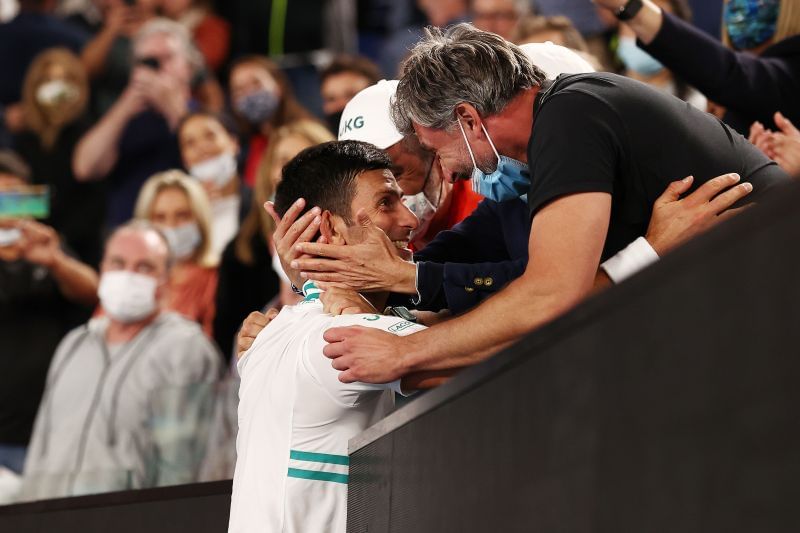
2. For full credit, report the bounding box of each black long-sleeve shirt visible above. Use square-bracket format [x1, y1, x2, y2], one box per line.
[642, 12, 800, 134]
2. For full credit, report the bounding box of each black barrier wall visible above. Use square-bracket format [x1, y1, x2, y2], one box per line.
[0, 481, 232, 532]
[347, 182, 800, 533]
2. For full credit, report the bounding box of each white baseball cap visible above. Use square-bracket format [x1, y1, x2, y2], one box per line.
[519, 42, 595, 79]
[337, 79, 404, 150]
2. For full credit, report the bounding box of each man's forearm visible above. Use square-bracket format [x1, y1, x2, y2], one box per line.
[72, 100, 132, 180]
[399, 273, 581, 373]
[50, 251, 100, 307]
[625, 0, 664, 45]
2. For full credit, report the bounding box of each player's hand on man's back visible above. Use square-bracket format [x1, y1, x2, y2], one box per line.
[237, 309, 279, 360]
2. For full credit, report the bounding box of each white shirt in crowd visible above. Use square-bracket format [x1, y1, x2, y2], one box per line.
[211, 195, 241, 257]
[229, 282, 424, 532]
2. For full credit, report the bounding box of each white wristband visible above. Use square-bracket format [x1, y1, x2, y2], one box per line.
[411, 261, 422, 306]
[601, 236, 660, 284]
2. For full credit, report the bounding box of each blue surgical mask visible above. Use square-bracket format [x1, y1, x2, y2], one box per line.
[457, 120, 529, 202]
[617, 37, 664, 76]
[724, 0, 779, 51]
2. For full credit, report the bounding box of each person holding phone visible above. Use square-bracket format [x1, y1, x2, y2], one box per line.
[73, 17, 198, 227]
[0, 150, 98, 478]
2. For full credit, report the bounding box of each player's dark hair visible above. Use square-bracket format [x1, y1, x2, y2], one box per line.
[274, 140, 391, 224]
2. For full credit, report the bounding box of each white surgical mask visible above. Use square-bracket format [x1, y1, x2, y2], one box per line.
[36, 80, 78, 106]
[189, 152, 237, 188]
[403, 192, 436, 243]
[98, 271, 158, 324]
[0, 228, 22, 247]
[162, 222, 202, 260]
[403, 156, 439, 243]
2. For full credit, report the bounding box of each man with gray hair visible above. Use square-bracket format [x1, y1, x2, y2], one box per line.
[316, 23, 790, 383]
[21, 220, 220, 500]
[73, 17, 196, 226]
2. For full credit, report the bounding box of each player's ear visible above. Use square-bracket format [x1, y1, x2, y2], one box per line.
[320, 211, 346, 245]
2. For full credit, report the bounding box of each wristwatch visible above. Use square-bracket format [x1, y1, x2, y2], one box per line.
[385, 306, 418, 323]
[615, 0, 644, 21]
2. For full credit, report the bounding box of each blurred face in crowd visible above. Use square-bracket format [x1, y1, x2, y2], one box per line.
[270, 134, 316, 191]
[229, 62, 282, 126]
[325, 169, 419, 257]
[472, 0, 521, 41]
[133, 32, 192, 88]
[100, 228, 169, 304]
[149, 186, 195, 229]
[179, 115, 239, 168]
[417, 0, 468, 27]
[321, 71, 373, 116]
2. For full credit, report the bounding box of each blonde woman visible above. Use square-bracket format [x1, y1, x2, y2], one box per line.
[135, 170, 219, 339]
[14, 47, 106, 266]
[592, 0, 800, 134]
[213, 120, 333, 359]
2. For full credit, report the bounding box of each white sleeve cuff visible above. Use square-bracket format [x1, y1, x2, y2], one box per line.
[410, 261, 422, 306]
[601, 236, 660, 284]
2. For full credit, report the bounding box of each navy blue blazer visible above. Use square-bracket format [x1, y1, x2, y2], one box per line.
[412, 198, 530, 314]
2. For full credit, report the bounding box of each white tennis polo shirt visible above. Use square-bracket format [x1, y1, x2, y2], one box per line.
[229, 284, 425, 532]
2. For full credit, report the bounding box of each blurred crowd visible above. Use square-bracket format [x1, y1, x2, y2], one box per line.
[0, 0, 798, 507]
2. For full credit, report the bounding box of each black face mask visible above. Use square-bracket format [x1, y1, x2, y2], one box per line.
[326, 110, 344, 135]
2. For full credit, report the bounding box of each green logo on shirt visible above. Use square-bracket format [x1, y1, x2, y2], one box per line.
[388, 321, 414, 333]
[363, 314, 380, 321]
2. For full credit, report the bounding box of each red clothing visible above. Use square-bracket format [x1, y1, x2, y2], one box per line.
[243, 134, 269, 188]
[192, 14, 231, 72]
[413, 180, 482, 250]
[166, 263, 219, 339]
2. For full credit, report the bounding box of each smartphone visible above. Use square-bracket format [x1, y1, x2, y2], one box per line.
[138, 56, 160, 70]
[0, 186, 50, 219]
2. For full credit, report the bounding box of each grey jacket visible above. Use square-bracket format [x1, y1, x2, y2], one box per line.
[20, 312, 221, 501]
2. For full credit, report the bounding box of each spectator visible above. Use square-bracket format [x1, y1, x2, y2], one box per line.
[592, 0, 800, 133]
[0, 151, 98, 477]
[319, 54, 381, 133]
[228, 56, 314, 188]
[79, 0, 156, 117]
[337, 80, 483, 250]
[14, 47, 106, 266]
[615, 0, 706, 109]
[0, 0, 89, 133]
[214, 120, 333, 359]
[379, 0, 469, 77]
[21, 221, 220, 500]
[178, 111, 246, 256]
[73, 17, 195, 228]
[471, 0, 530, 41]
[134, 170, 218, 339]
[514, 15, 590, 52]
[160, 0, 230, 73]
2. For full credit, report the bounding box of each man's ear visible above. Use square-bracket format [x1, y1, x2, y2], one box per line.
[319, 211, 346, 245]
[455, 103, 483, 138]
